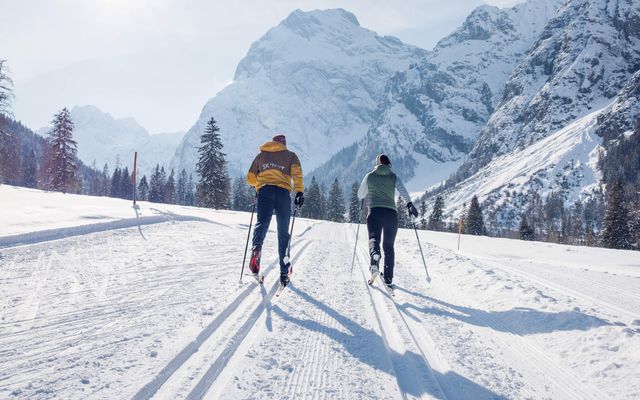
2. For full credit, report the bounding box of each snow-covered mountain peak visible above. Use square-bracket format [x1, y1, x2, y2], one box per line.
[174, 9, 427, 178]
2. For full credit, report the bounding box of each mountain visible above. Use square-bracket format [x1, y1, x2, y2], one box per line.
[312, 0, 565, 191]
[428, 0, 640, 229]
[171, 8, 427, 179]
[39, 106, 184, 176]
[461, 0, 640, 176]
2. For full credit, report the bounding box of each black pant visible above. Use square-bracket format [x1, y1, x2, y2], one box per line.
[252, 185, 292, 274]
[367, 207, 398, 283]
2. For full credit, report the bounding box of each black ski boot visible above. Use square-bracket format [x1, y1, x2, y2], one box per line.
[249, 245, 261, 274]
[280, 273, 290, 287]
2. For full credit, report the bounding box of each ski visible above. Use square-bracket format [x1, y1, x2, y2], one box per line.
[382, 282, 396, 297]
[251, 273, 264, 285]
[275, 283, 287, 297]
[367, 270, 380, 286]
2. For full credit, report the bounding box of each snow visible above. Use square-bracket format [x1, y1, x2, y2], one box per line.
[1, 185, 639, 399]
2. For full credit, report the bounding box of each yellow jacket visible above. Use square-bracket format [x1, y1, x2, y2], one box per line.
[246, 141, 304, 192]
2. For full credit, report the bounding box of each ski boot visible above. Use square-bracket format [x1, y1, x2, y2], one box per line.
[280, 272, 290, 288]
[368, 253, 381, 285]
[250, 245, 263, 283]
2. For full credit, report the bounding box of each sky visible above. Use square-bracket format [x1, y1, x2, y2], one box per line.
[1, 0, 522, 134]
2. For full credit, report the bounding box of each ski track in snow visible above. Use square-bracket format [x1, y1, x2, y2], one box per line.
[1, 210, 638, 399]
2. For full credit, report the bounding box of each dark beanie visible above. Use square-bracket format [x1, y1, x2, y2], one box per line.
[377, 154, 391, 166]
[272, 134, 286, 145]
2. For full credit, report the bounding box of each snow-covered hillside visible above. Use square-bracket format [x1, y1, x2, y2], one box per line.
[39, 106, 184, 176]
[171, 8, 426, 178]
[1, 185, 639, 399]
[312, 0, 565, 191]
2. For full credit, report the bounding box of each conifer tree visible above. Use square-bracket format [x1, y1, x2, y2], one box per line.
[138, 175, 149, 201]
[302, 177, 323, 219]
[327, 178, 346, 222]
[232, 176, 253, 211]
[122, 167, 133, 200]
[319, 183, 328, 220]
[46, 108, 78, 193]
[149, 164, 164, 203]
[110, 167, 122, 198]
[100, 164, 110, 196]
[186, 173, 195, 206]
[428, 195, 445, 231]
[165, 168, 176, 204]
[177, 169, 188, 205]
[601, 181, 632, 249]
[0, 59, 13, 117]
[22, 149, 38, 188]
[397, 196, 410, 229]
[196, 117, 230, 209]
[419, 201, 428, 230]
[465, 195, 485, 235]
[519, 214, 535, 240]
[348, 182, 361, 223]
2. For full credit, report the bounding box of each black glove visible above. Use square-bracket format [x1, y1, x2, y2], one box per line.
[294, 192, 304, 206]
[406, 201, 419, 218]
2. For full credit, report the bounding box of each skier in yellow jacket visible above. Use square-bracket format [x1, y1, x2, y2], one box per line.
[246, 134, 304, 286]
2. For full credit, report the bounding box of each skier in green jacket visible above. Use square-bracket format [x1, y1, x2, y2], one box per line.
[357, 154, 418, 287]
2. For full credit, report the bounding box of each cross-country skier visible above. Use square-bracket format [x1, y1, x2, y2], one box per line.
[247, 134, 304, 287]
[358, 154, 418, 288]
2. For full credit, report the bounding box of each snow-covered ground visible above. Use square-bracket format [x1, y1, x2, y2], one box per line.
[1, 185, 638, 399]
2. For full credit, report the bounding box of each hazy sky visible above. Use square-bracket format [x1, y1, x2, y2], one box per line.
[1, 0, 521, 133]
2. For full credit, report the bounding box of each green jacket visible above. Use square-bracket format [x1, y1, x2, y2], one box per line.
[357, 164, 411, 210]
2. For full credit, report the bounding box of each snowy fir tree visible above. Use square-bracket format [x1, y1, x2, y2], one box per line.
[196, 117, 230, 209]
[326, 178, 346, 222]
[519, 214, 535, 241]
[302, 177, 324, 220]
[427, 195, 445, 231]
[164, 169, 176, 204]
[601, 181, 632, 249]
[232, 176, 254, 211]
[176, 169, 188, 205]
[45, 108, 78, 193]
[110, 167, 122, 198]
[419, 201, 427, 230]
[121, 167, 133, 200]
[148, 164, 165, 203]
[138, 175, 149, 201]
[0, 59, 12, 117]
[465, 195, 485, 235]
[396, 196, 410, 229]
[185, 173, 196, 206]
[348, 182, 360, 223]
[22, 149, 38, 188]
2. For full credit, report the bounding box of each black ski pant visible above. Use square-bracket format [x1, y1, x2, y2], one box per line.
[367, 207, 398, 283]
[252, 185, 291, 274]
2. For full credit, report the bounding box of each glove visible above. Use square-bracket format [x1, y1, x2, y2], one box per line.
[294, 192, 304, 206]
[406, 201, 419, 218]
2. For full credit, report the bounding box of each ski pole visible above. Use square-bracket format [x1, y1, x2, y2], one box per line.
[283, 204, 300, 271]
[239, 202, 256, 283]
[350, 199, 364, 275]
[412, 220, 431, 283]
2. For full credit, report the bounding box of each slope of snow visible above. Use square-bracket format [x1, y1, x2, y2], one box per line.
[39, 106, 184, 176]
[1, 186, 639, 399]
[172, 8, 426, 178]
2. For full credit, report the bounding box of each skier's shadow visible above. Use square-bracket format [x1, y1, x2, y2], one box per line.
[394, 286, 613, 335]
[273, 285, 507, 399]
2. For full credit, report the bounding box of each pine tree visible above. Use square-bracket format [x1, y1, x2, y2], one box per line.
[327, 178, 346, 222]
[0, 59, 13, 117]
[519, 214, 535, 240]
[110, 167, 122, 198]
[419, 201, 428, 230]
[232, 176, 253, 211]
[149, 164, 164, 203]
[177, 169, 188, 205]
[123, 167, 134, 200]
[165, 168, 176, 204]
[301, 177, 323, 219]
[45, 108, 78, 193]
[427, 195, 445, 231]
[465, 195, 485, 235]
[397, 196, 410, 229]
[196, 117, 230, 209]
[22, 149, 38, 188]
[348, 182, 361, 223]
[186, 173, 195, 206]
[138, 175, 149, 201]
[601, 181, 632, 249]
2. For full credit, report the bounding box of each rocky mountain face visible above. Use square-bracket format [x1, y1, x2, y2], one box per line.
[461, 0, 640, 176]
[171, 8, 427, 179]
[312, 0, 565, 191]
[40, 105, 184, 176]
